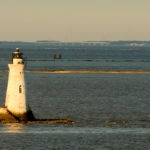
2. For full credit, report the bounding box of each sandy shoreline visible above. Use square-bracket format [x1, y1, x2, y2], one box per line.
[30, 70, 150, 74]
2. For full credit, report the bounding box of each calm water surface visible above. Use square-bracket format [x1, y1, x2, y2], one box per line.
[0, 124, 149, 150]
[0, 73, 150, 149]
[0, 42, 150, 149]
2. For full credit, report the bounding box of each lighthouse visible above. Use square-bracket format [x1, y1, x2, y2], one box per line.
[5, 48, 35, 121]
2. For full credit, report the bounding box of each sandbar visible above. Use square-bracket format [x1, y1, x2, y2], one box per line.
[30, 70, 150, 74]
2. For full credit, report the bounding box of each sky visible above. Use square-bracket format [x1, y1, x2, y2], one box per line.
[0, 0, 150, 42]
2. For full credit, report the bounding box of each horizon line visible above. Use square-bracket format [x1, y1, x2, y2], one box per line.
[1, 40, 150, 43]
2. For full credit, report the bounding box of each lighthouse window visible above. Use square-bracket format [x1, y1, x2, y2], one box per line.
[19, 85, 22, 93]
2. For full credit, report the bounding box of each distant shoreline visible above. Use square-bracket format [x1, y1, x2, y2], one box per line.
[30, 70, 150, 74]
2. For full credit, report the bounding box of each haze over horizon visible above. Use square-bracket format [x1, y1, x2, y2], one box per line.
[0, 0, 150, 42]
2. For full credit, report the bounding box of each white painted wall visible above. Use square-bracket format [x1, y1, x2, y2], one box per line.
[5, 59, 30, 116]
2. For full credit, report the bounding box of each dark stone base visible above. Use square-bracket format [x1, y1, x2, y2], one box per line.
[9, 110, 36, 121]
[0, 107, 17, 122]
[0, 107, 35, 122]
[0, 107, 73, 124]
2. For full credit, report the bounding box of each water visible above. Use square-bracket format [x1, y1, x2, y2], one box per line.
[0, 41, 150, 149]
[0, 125, 149, 150]
[1, 41, 150, 71]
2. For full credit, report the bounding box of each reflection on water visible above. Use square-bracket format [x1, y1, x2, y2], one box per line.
[0, 126, 149, 150]
[0, 125, 150, 134]
[0, 124, 25, 133]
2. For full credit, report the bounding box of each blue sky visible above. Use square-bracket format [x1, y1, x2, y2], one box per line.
[0, 0, 150, 41]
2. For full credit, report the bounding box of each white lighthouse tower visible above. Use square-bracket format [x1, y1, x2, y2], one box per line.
[5, 48, 34, 121]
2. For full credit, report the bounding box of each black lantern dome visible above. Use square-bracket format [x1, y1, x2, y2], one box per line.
[12, 48, 23, 59]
